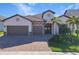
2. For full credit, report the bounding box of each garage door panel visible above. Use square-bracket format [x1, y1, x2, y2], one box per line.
[32, 26, 43, 35]
[7, 26, 28, 35]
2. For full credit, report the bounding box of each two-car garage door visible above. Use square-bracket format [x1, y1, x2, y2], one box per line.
[7, 26, 28, 35]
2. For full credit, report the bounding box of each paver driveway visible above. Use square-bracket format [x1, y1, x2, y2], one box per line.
[0, 42, 51, 51]
[0, 35, 51, 51]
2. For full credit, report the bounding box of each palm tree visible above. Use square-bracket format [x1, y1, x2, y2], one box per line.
[66, 16, 79, 36]
[74, 17, 79, 37]
[51, 17, 61, 35]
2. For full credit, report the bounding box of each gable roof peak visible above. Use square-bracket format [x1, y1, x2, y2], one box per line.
[43, 10, 55, 14]
[42, 10, 55, 20]
[14, 14, 22, 16]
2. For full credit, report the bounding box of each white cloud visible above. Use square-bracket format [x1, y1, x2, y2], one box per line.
[13, 3, 35, 15]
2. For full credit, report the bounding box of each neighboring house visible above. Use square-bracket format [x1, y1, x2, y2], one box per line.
[59, 9, 79, 24]
[59, 9, 79, 31]
[1, 10, 56, 35]
[64, 9, 79, 16]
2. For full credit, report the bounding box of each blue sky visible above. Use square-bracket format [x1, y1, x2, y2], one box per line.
[0, 3, 79, 17]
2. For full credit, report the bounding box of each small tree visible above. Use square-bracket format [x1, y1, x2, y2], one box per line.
[51, 17, 61, 35]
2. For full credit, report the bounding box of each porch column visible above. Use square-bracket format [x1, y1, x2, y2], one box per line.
[28, 23, 32, 35]
[51, 23, 59, 35]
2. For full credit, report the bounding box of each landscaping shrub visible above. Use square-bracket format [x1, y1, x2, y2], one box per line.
[0, 31, 4, 37]
[48, 24, 79, 52]
[48, 32, 79, 52]
[48, 34, 71, 47]
[75, 29, 79, 36]
[59, 24, 70, 34]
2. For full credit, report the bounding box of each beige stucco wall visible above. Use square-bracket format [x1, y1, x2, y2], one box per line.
[4, 16, 32, 32]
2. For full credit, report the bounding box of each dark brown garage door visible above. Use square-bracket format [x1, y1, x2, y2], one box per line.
[7, 26, 28, 35]
[32, 26, 43, 35]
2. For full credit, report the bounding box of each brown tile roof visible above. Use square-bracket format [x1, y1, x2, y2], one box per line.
[26, 10, 55, 22]
[25, 14, 44, 22]
[33, 14, 43, 19]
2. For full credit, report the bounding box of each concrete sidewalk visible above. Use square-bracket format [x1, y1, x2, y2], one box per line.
[0, 52, 79, 55]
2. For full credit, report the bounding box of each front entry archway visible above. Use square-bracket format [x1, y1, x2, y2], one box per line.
[45, 23, 52, 34]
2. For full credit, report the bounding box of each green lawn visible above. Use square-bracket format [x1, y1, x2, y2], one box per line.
[0, 32, 4, 37]
[48, 33, 79, 52]
[72, 33, 79, 37]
